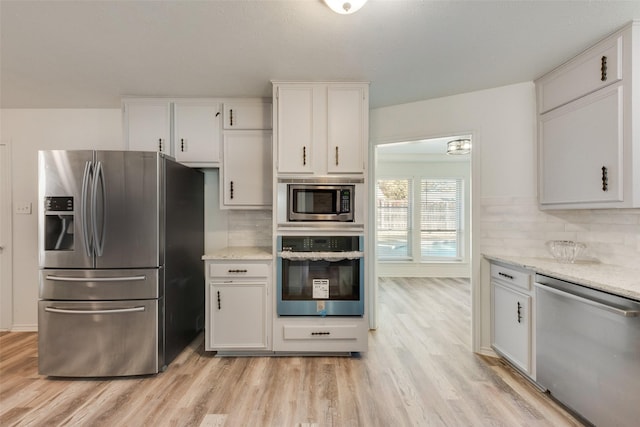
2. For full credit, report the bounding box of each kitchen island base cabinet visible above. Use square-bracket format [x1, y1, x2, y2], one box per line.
[205, 260, 271, 352]
[272, 317, 368, 353]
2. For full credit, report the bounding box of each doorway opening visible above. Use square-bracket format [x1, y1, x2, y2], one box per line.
[369, 134, 473, 329]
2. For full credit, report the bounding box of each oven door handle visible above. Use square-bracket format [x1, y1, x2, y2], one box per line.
[278, 251, 364, 261]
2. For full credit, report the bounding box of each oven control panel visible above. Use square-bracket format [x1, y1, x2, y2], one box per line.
[281, 236, 359, 252]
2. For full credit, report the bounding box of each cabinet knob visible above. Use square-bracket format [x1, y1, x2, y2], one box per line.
[601, 56, 608, 82]
[601, 166, 608, 192]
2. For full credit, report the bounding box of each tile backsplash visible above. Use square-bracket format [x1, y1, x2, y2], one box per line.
[227, 210, 272, 247]
[480, 197, 640, 269]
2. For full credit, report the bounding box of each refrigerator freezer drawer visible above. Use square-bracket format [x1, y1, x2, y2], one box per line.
[39, 268, 160, 300]
[38, 299, 159, 377]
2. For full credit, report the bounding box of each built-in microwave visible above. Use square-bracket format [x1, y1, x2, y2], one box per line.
[277, 178, 364, 226]
[288, 184, 354, 222]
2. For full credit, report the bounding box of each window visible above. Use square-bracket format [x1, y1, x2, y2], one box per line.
[420, 179, 463, 259]
[376, 177, 464, 262]
[376, 179, 410, 259]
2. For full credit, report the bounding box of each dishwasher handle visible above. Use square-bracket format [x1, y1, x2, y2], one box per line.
[535, 282, 640, 318]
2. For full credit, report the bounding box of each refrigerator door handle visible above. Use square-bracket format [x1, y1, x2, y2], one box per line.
[45, 306, 146, 315]
[91, 161, 106, 257]
[45, 274, 147, 282]
[81, 161, 93, 257]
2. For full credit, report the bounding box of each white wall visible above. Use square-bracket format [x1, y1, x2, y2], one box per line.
[1, 109, 123, 330]
[370, 81, 538, 353]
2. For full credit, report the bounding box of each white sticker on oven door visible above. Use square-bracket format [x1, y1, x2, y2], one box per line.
[312, 279, 330, 299]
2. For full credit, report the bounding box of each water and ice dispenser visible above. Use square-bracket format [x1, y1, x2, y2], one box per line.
[44, 196, 74, 250]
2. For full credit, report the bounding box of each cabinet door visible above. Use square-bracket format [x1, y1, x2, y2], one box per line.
[538, 34, 622, 114]
[222, 131, 272, 207]
[124, 100, 171, 154]
[210, 282, 268, 350]
[327, 86, 366, 173]
[492, 282, 531, 373]
[276, 86, 314, 174]
[223, 102, 272, 130]
[540, 84, 623, 206]
[173, 101, 222, 164]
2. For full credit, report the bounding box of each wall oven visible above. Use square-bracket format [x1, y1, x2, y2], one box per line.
[277, 235, 364, 316]
[276, 178, 365, 227]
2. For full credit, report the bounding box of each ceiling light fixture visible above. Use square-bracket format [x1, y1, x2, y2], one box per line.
[446, 138, 472, 155]
[324, 0, 368, 15]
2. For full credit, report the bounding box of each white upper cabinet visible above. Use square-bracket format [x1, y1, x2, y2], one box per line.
[274, 85, 314, 174]
[123, 98, 222, 167]
[173, 100, 222, 165]
[327, 86, 367, 174]
[538, 34, 622, 114]
[123, 99, 171, 154]
[222, 130, 272, 208]
[535, 22, 640, 209]
[223, 101, 272, 130]
[273, 82, 369, 176]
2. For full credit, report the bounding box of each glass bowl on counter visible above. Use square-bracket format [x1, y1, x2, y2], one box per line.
[546, 240, 587, 263]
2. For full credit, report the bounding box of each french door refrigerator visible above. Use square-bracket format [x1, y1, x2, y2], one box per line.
[38, 150, 204, 377]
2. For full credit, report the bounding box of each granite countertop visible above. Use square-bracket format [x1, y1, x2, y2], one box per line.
[484, 254, 640, 301]
[202, 246, 273, 260]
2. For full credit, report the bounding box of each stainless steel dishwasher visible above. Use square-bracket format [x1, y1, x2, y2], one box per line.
[535, 274, 640, 426]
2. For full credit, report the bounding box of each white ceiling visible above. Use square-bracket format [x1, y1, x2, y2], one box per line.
[1, 1, 639, 109]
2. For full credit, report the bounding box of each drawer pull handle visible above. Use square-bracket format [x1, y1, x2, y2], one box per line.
[217, 291, 221, 310]
[158, 138, 163, 152]
[602, 166, 608, 191]
[517, 301, 523, 324]
[311, 331, 331, 336]
[228, 269, 248, 273]
[229, 109, 234, 126]
[230, 181, 234, 199]
[303, 146, 307, 166]
[498, 272, 514, 280]
[601, 55, 607, 81]
[335, 146, 339, 166]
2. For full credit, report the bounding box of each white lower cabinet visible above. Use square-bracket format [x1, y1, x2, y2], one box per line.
[205, 260, 271, 352]
[490, 262, 535, 379]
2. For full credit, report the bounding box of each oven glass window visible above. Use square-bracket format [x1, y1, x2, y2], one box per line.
[294, 189, 337, 214]
[281, 259, 360, 301]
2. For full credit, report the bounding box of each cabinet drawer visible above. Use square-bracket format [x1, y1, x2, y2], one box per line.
[208, 262, 270, 278]
[538, 34, 622, 114]
[490, 263, 531, 291]
[283, 324, 359, 341]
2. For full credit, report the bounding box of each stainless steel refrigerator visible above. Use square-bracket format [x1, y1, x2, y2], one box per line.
[38, 150, 204, 377]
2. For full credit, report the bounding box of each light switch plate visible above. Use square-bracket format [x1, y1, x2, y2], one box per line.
[15, 202, 32, 215]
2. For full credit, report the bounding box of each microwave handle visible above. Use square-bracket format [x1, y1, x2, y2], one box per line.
[336, 189, 342, 213]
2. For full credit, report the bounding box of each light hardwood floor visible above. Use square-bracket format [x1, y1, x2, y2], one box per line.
[0, 277, 584, 427]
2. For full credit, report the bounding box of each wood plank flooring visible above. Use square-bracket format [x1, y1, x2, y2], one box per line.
[0, 277, 584, 426]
